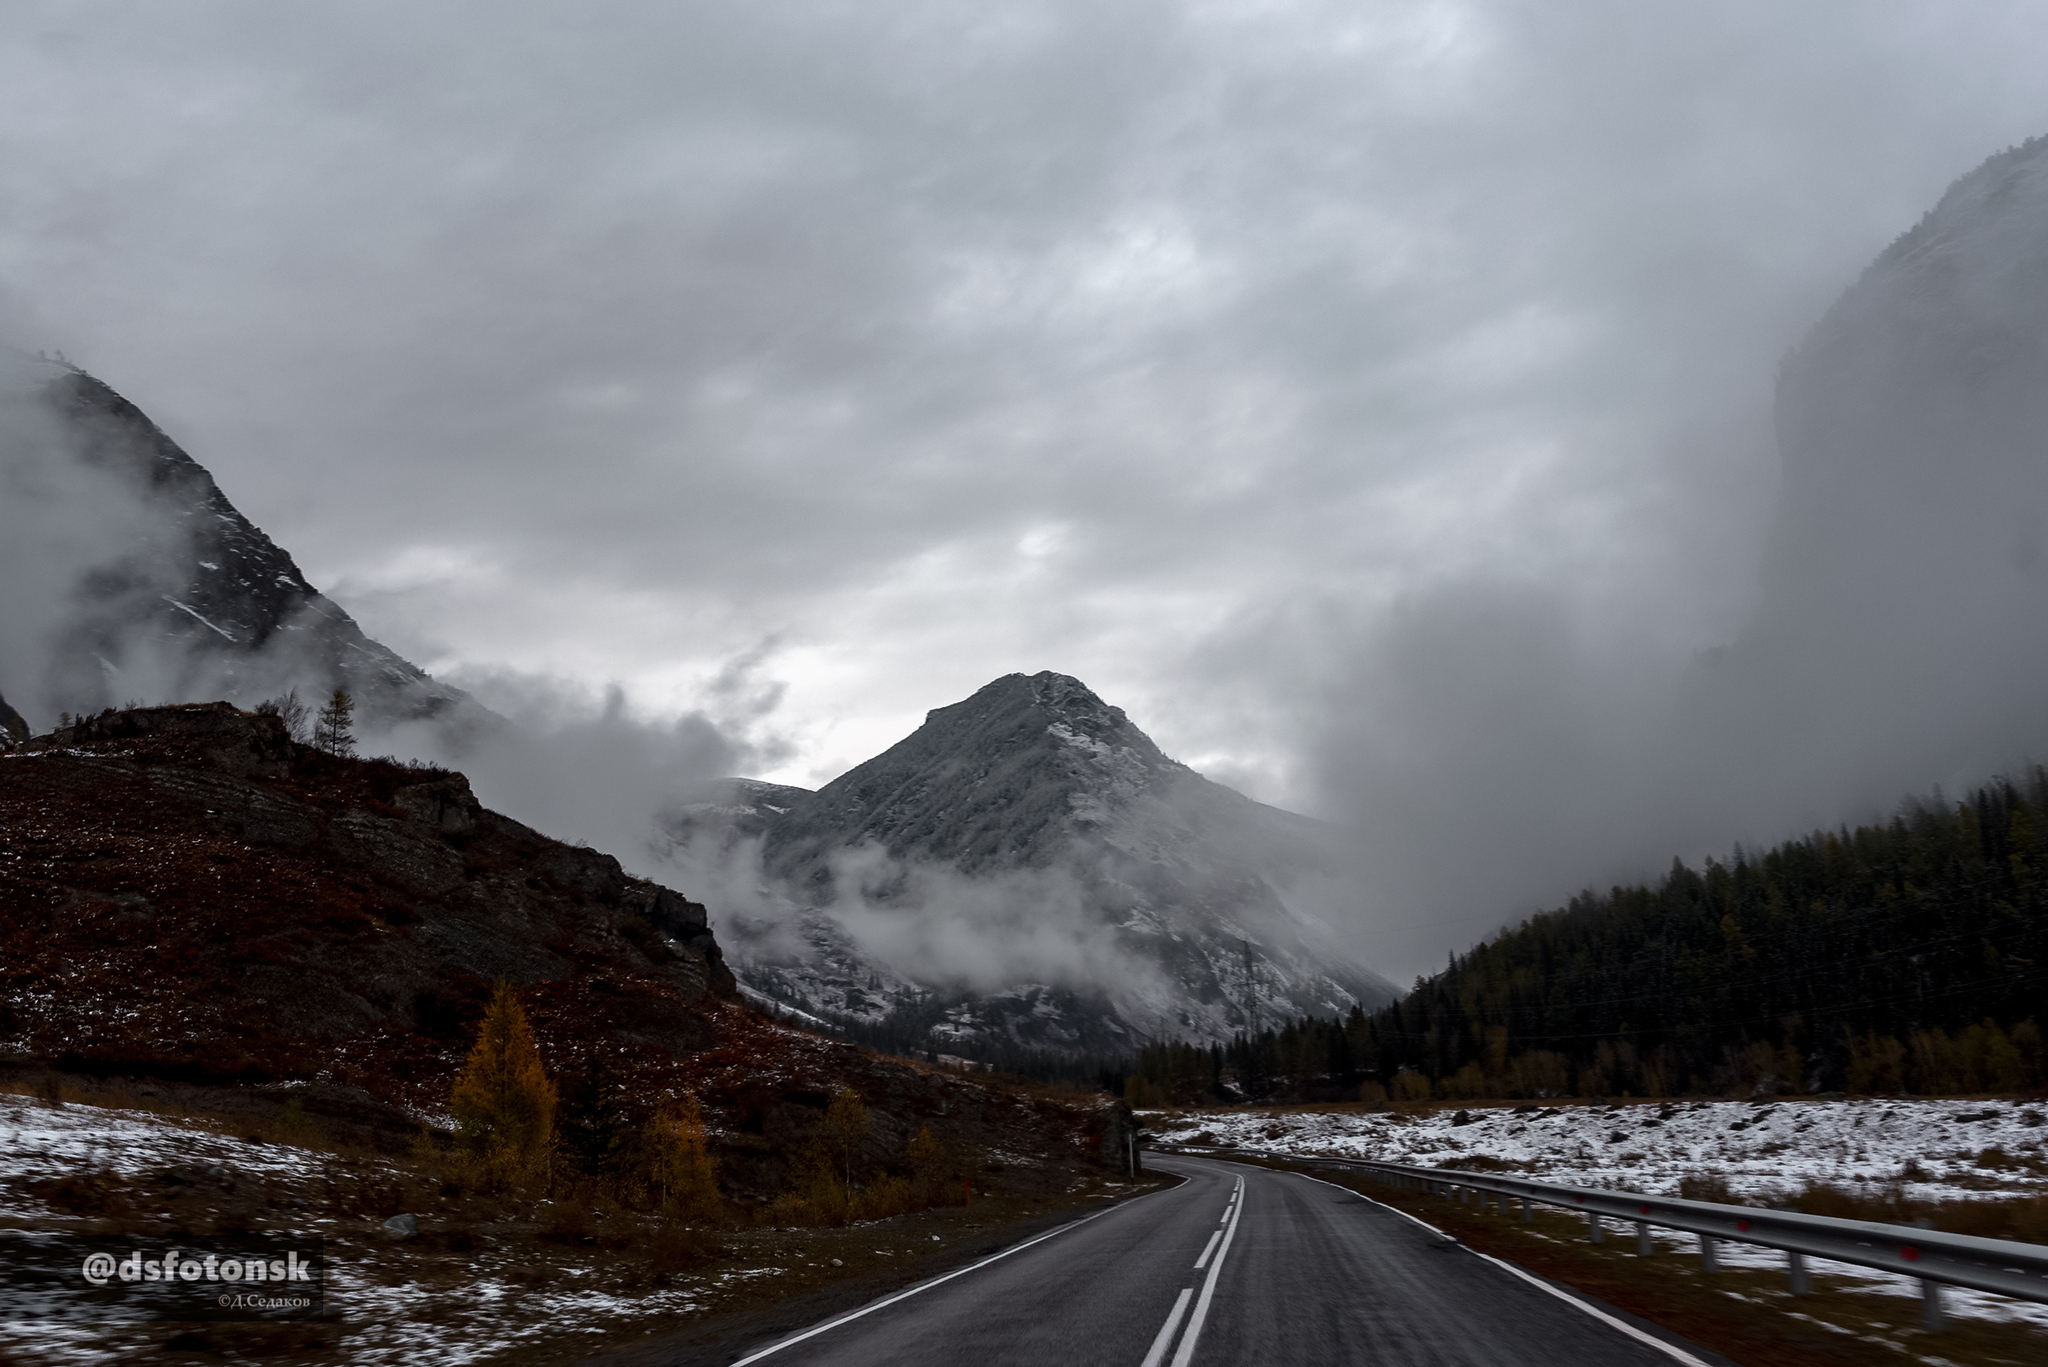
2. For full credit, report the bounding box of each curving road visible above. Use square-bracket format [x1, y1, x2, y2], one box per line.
[728, 1154, 1717, 1366]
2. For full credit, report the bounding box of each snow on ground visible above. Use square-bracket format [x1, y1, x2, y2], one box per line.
[1148, 1097, 2048, 1203]
[0, 1096, 711, 1365]
[1149, 1097, 2048, 1333]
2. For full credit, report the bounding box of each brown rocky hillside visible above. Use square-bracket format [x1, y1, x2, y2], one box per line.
[0, 703, 1126, 1199]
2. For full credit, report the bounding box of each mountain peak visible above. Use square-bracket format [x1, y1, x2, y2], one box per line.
[706, 671, 1396, 1053]
[4, 362, 482, 731]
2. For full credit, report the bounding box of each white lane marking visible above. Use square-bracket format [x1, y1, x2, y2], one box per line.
[1138, 1287, 1194, 1367]
[1193, 1230, 1222, 1269]
[730, 1188, 1167, 1364]
[1284, 1170, 1714, 1367]
[1169, 1176, 1244, 1367]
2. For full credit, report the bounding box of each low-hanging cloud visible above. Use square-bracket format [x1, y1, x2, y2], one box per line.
[7, 3, 2048, 993]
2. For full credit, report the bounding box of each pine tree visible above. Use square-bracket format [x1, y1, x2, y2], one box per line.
[449, 981, 557, 1187]
[312, 688, 356, 756]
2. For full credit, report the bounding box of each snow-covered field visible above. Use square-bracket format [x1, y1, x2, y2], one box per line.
[1148, 1097, 2048, 1203]
[1150, 1097, 2048, 1335]
[0, 1095, 706, 1365]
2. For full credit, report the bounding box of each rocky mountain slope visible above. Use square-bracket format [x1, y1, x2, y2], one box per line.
[0, 348, 480, 734]
[681, 673, 1397, 1061]
[1684, 133, 2048, 809]
[0, 703, 1127, 1192]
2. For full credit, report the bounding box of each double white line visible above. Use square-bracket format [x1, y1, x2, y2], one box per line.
[1140, 1176, 1243, 1367]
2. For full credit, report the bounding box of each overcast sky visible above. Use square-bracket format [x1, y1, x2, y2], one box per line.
[5, 2, 2047, 978]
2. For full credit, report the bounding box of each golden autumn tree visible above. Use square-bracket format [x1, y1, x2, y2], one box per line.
[648, 1093, 722, 1223]
[449, 981, 558, 1187]
[818, 1085, 871, 1192]
[906, 1124, 950, 1205]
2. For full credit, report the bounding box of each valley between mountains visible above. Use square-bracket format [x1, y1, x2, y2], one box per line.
[4, 95, 2048, 1367]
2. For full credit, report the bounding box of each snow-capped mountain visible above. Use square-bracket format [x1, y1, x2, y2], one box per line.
[682, 672, 1399, 1060]
[0, 349, 481, 734]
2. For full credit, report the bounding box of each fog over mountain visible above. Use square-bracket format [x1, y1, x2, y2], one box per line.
[6, 5, 2048, 990]
[0, 355, 1386, 1053]
[1304, 136, 2048, 973]
[0, 347, 478, 731]
[668, 671, 1395, 1054]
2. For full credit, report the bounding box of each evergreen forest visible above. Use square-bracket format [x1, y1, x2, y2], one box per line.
[1128, 767, 2048, 1105]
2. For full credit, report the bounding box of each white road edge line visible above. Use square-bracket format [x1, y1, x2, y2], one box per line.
[1193, 1230, 1222, 1269]
[729, 1189, 1165, 1365]
[1138, 1287, 1194, 1367]
[1168, 1176, 1243, 1367]
[1285, 1170, 1714, 1367]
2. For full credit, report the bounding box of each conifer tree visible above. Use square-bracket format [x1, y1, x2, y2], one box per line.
[312, 688, 356, 756]
[449, 981, 557, 1187]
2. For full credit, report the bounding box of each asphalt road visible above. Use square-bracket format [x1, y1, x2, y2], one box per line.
[728, 1154, 1716, 1366]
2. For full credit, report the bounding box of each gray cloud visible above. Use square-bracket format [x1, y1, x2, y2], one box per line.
[6, 3, 2048, 981]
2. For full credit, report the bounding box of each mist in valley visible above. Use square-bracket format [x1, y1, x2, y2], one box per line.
[4, 4, 2048, 1000]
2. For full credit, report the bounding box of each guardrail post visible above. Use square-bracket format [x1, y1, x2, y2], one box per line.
[1921, 1280, 1946, 1334]
[1587, 1212, 1603, 1244]
[1788, 1251, 1809, 1296]
[1699, 1235, 1718, 1273]
[1636, 1221, 1652, 1256]
[1520, 1196, 1532, 1224]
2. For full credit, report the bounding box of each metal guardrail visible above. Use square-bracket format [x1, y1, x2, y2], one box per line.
[1163, 1145, 2048, 1333]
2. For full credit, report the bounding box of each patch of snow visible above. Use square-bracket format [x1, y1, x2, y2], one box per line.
[1151, 1097, 2048, 1331]
[159, 598, 239, 643]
